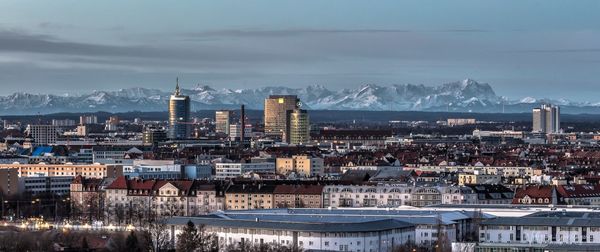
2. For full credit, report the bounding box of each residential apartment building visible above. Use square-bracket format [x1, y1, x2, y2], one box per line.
[225, 184, 276, 210]
[275, 155, 324, 177]
[273, 184, 324, 208]
[323, 184, 479, 208]
[323, 184, 414, 208]
[104, 177, 225, 219]
[26, 125, 60, 145]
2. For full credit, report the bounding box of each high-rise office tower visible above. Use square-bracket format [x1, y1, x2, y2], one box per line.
[532, 104, 560, 133]
[264, 95, 299, 139]
[215, 110, 231, 135]
[168, 78, 191, 139]
[532, 107, 546, 132]
[287, 109, 310, 145]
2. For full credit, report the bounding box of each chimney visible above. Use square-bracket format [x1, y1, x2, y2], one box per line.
[240, 104, 245, 144]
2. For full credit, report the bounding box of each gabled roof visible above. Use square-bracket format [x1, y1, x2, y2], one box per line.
[105, 176, 128, 190]
[557, 184, 600, 198]
[128, 178, 156, 191]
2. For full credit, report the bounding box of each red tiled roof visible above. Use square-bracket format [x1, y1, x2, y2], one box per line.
[557, 184, 600, 198]
[513, 185, 554, 204]
[128, 179, 156, 190]
[105, 176, 128, 190]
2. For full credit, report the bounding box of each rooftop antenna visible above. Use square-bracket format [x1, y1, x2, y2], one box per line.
[175, 77, 180, 95]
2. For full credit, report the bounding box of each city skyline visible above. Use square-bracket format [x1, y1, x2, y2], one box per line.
[0, 1, 599, 100]
[3, 2, 600, 252]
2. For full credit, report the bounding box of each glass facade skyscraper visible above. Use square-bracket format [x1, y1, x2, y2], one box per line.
[264, 95, 299, 140]
[168, 79, 191, 139]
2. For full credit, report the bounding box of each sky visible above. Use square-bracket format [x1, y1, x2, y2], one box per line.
[0, 0, 599, 100]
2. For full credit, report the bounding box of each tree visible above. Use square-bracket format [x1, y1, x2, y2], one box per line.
[176, 221, 200, 252]
[126, 231, 140, 252]
[115, 203, 126, 226]
[147, 219, 171, 252]
[132, 201, 147, 227]
[83, 193, 100, 223]
[81, 237, 90, 252]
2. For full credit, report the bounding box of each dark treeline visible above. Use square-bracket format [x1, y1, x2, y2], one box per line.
[5, 110, 600, 125]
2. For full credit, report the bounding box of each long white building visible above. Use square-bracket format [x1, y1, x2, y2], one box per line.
[166, 208, 481, 251]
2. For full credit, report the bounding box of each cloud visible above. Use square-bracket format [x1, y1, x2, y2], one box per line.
[506, 48, 600, 53]
[38, 22, 78, 30]
[181, 28, 487, 39]
[0, 29, 313, 63]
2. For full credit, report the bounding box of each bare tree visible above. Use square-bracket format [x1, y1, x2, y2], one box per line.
[115, 203, 126, 226]
[146, 219, 171, 252]
[83, 193, 100, 223]
[163, 198, 181, 218]
[132, 202, 148, 227]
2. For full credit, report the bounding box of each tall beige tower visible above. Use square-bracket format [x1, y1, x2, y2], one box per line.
[215, 110, 231, 135]
[264, 95, 299, 139]
[532, 104, 560, 133]
[288, 109, 310, 145]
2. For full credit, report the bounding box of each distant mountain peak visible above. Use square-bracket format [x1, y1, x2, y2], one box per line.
[0, 80, 598, 115]
[192, 84, 216, 92]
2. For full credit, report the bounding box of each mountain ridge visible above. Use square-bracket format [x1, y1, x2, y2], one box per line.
[1, 79, 599, 115]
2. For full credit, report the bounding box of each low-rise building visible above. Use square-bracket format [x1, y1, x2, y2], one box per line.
[225, 184, 276, 210]
[513, 185, 558, 205]
[0, 163, 123, 179]
[165, 208, 483, 251]
[20, 175, 72, 195]
[104, 177, 225, 220]
[275, 155, 324, 177]
[215, 162, 275, 180]
[458, 173, 502, 186]
[479, 211, 600, 246]
[557, 184, 600, 205]
[273, 184, 324, 208]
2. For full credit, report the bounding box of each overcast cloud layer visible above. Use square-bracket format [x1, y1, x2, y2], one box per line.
[0, 0, 599, 100]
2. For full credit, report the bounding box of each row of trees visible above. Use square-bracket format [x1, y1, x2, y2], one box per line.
[1, 191, 71, 220]
[0, 229, 153, 252]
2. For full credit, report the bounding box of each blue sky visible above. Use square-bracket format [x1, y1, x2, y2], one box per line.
[0, 0, 599, 100]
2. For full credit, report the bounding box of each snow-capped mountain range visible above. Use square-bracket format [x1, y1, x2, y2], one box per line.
[1, 79, 599, 115]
